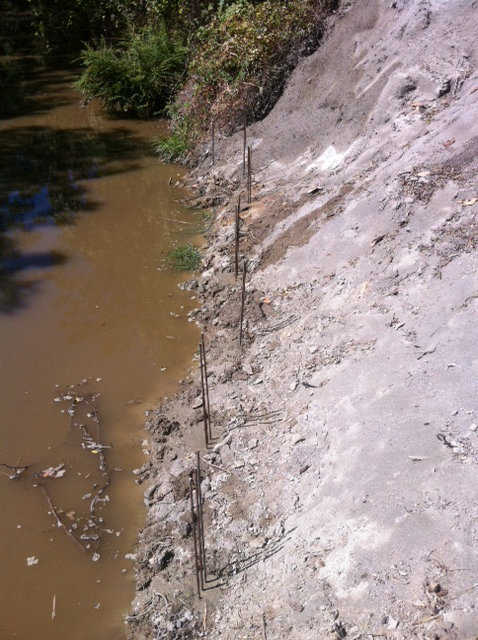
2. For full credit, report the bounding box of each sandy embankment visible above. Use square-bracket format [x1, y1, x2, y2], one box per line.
[129, 1, 478, 638]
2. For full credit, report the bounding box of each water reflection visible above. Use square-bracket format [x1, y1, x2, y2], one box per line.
[0, 65, 199, 640]
[0, 124, 153, 310]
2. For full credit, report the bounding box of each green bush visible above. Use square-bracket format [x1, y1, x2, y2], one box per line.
[168, 244, 201, 271]
[76, 25, 187, 116]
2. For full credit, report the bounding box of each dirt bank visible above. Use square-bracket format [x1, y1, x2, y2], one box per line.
[129, 1, 478, 638]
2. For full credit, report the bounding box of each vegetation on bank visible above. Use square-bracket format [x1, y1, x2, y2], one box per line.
[2, 1, 338, 154]
[153, 105, 191, 161]
[168, 243, 201, 271]
[73, 0, 338, 153]
[185, 0, 338, 132]
[75, 26, 187, 116]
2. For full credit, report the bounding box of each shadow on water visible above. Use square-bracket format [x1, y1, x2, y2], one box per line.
[0, 122, 154, 312]
[0, 57, 76, 119]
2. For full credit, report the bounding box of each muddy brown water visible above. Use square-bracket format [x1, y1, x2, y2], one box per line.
[0, 67, 200, 639]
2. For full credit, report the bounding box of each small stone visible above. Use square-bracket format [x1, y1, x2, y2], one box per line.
[387, 617, 399, 630]
[437, 78, 451, 98]
[290, 381, 298, 391]
[192, 396, 203, 409]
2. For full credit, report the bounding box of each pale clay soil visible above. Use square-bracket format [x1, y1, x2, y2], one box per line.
[128, 1, 478, 638]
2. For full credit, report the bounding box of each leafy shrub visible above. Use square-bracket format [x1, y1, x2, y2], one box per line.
[76, 25, 187, 116]
[168, 244, 201, 271]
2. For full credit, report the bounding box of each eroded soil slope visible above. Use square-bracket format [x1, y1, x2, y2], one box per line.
[130, 1, 478, 638]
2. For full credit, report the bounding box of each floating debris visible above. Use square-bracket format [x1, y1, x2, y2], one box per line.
[40, 464, 66, 479]
[0, 462, 30, 480]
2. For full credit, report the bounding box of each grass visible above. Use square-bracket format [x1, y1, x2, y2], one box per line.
[75, 25, 187, 116]
[154, 129, 189, 161]
[154, 102, 192, 162]
[168, 244, 201, 271]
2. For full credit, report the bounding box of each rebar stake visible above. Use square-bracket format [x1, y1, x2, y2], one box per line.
[247, 145, 252, 203]
[201, 333, 212, 443]
[211, 121, 215, 166]
[242, 117, 247, 177]
[199, 341, 209, 448]
[239, 259, 248, 347]
[234, 195, 241, 279]
[196, 451, 207, 582]
[189, 472, 202, 598]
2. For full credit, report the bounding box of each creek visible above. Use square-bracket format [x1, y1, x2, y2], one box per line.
[0, 64, 199, 639]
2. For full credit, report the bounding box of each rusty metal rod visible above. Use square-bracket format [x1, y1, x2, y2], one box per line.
[196, 451, 207, 582]
[211, 121, 215, 166]
[189, 473, 202, 597]
[199, 342, 209, 448]
[239, 259, 247, 347]
[234, 195, 241, 279]
[201, 333, 212, 443]
[247, 145, 252, 203]
[243, 118, 247, 177]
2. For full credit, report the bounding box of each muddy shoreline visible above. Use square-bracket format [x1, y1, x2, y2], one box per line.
[127, 168, 250, 638]
[129, 2, 478, 638]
